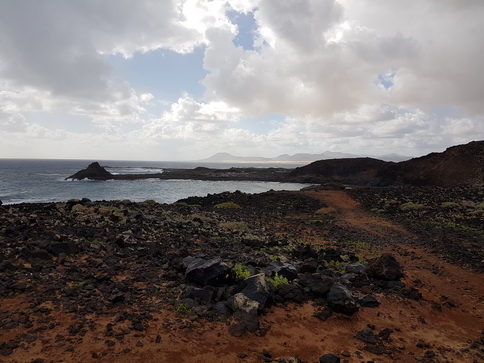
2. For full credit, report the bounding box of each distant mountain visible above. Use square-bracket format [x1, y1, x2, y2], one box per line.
[200, 152, 270, 163]
[199, 151, 409, 163]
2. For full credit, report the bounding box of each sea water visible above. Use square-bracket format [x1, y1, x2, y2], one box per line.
[0, 159, 309, 205]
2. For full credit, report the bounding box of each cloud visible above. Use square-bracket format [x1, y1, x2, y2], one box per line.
[203, 0, 484, 120]
[0, 0, 482, 160]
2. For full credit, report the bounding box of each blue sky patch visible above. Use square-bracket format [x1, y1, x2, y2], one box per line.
[377, 72, 395, 89]
[233, 114, 285, 135]
[106, 47, 208, 102]
[227, 10, 257, 50]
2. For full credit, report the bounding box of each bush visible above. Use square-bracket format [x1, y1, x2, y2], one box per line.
[213, 202, 241, 209]
[266, 273, 289, 288]
[233, 264, 252, 280]
[441, 202, 460, 209]
[219, 221, 248, 231]
[399, 202, 427, 212]
[175, 303, 193, 315]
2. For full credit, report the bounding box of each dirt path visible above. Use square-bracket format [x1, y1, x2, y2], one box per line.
[303, 190, 416, 239]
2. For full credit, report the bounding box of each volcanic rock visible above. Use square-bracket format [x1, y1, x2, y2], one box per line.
[327, 284, 359, 316]
[184, 257, 234, 287]
[319, 353, 340, 363]
[239, 273, 272, 312]
[357, 294, 380, 308]
[298, 274, 334, 296]
[345, 263, 367, 274]
[182, 286, 214, 304]
[265, 261, 298, 281]
[367, 254, 404, 281]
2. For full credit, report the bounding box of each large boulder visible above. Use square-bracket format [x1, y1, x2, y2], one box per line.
[227, 293, 260, 336]
[239, 273, 272, 312]
[184, 257, 234, 287]
[327, 284, 359, 316]
[367, 254, 403, 281]
[265, 261, 298, 281]
[66, 162, 114, 180]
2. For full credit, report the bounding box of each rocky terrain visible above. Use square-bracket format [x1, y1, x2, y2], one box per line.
[0, 185, 483, 362]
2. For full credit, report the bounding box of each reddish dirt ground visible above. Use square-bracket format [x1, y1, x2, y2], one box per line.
[1, 190, 483, 362]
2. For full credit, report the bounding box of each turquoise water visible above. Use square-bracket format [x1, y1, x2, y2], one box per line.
[0, 159, 309, 205]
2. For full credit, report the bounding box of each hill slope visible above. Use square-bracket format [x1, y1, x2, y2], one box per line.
[289, 141, 484, 186]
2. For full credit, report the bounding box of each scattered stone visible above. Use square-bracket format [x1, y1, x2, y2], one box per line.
[355, 328, 377, 344]
[327, 284, 359, 316]
[314, 307, 333, 321]
[228, 323, 247, 337]
[299, 259, 318, 273]
[183, 286, 214, 304]
[47, 242, 78, 256]
[319, 353, 340, 363]
[357, 294, 380, 308]
[299, 274, 334, 296]
[277, 355, 303, 363]
[345, 263, 367, 274]
[0, 260, 16, 272]
[378, 328, 393, 341]
[367, 254, 403, 281]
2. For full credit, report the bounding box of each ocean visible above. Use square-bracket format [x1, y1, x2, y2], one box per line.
[0, 159, 309, 205]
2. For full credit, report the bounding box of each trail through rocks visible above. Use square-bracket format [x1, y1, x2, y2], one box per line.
[0, 190, 483, 362]
[303, 190, 416, 240]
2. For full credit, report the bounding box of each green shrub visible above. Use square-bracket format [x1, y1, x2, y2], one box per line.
[266, 273, 289, 288]
[441, 202, 460, 209]
[233, 264, 252, 280]
[213, 202, 241, 209]
[219, 221, 248, 231]
[475, 201, 484, 210]
[323, 260, 346, 273]
[175, 303, 193, 315]
[399, 202, 427, 212]
[142, 199, 157, 205]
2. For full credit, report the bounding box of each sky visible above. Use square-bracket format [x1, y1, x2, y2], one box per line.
[0, 0, 483, 161]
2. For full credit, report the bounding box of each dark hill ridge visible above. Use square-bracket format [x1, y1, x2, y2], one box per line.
[383, 140, 484, 186]
[66, 141, 483, 186]
[290, 140, 483, 186]
[288, 157, 391, 185]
